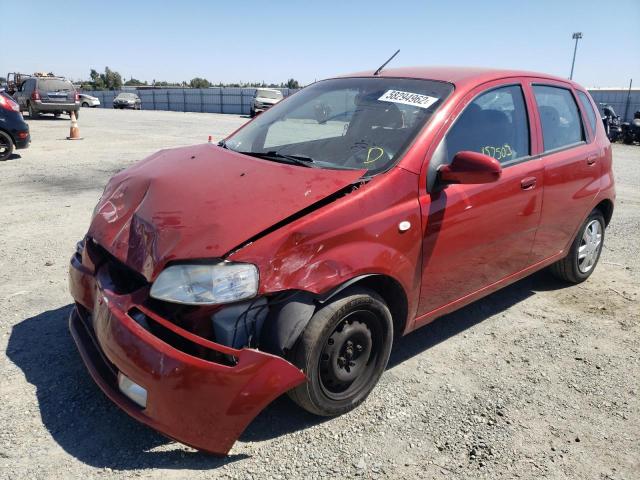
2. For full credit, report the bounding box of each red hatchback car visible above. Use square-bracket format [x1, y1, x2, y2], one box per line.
[68, 67, 614, 455]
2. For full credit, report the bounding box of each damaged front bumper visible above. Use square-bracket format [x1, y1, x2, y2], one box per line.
[68, 249, 306, 455]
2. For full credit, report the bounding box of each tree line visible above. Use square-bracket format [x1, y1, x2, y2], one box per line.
[79, 67, 300, 90]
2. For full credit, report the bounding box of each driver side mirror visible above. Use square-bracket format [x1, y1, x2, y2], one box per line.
[438, 151, 502, 185]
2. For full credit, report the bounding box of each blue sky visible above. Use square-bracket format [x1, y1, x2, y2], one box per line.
[1, 0, 639, 88]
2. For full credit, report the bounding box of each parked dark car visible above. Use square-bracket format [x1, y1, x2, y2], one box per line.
[13, 74, 79, 119]
[0, 90, 30, 160]
[600, 103, 622, 142]
[113, 92, 141, 110]
[621, 110, 640, 145]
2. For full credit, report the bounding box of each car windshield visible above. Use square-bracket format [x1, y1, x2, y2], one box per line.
[117, 93, 137, 100]
[226, 77, 453, 175]
[40, 79, 73, 92]
[256, 89, 282, 100]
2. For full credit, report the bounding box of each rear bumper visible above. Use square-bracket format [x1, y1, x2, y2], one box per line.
[34, 101, 79, 112]
[15, 133, 30, 149]
[68, 253, 305, 455]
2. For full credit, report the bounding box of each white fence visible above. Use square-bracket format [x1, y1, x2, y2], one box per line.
[81, 87, 299, 115]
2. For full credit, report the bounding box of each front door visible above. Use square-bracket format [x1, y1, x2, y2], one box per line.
[415, 81, 543, 324]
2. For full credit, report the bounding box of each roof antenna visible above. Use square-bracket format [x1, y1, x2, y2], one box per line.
[373, 49, 400, 76]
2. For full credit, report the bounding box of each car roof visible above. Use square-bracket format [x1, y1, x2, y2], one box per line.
[338, 66, 580, 90]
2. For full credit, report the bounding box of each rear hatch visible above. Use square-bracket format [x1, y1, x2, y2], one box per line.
[38, 78, 75, 104]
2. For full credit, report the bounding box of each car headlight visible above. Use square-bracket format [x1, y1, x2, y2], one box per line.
[150, 262, 259, 305]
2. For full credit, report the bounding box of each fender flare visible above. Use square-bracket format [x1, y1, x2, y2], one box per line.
[261, 274, 378, 355]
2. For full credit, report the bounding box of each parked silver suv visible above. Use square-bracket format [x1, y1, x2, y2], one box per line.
[13, 74, 80, 119]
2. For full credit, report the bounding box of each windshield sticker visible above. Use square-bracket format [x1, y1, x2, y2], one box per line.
[378, 90, 439, 109]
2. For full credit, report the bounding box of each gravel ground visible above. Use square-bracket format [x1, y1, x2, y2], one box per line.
[1, 109, 638, 479]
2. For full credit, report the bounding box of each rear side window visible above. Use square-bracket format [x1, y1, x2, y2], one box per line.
[576, 90, 598, 135]
[444, 85, 530, 165]
[533, 85, 585, 151]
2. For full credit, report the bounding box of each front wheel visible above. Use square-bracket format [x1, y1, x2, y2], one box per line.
[82, 102, 89, 108]
[287, 288, 393, 416]
[550, 210, 605, 283]
[0, 131, 14, 161]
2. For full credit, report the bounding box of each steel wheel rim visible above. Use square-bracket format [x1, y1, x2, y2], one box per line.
[577, 219, 602, 273]
[318, 309, 383, 401]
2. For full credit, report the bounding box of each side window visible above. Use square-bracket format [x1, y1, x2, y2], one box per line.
[576, 90, 598, 136]
[533, 85, 585, 152]
[443, 85, 530, 165]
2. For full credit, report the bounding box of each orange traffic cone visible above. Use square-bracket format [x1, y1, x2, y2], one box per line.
[66, 111, 83, 140]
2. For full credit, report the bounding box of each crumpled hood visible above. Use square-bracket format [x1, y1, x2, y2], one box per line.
[89, 144, 364, 281]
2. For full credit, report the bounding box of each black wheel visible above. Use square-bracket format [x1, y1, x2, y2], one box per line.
[250, 108, 256, 118]
[0, 131, 14, 161]
[287, 288, 393, 416]
[54, 112, 61, 118]
[27, 102, 39, 118]
[550, 210, 605, 283]
[82, 102, 89, 108]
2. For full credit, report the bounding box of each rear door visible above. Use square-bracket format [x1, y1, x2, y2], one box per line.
[528, 81, 602, 262]
[415, 79, 544, 322]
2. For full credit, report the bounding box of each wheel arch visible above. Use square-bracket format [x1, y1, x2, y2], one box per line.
[0, 127, 17, 145]
[594, 198, 614, 226]
[262, 274, 410, 356]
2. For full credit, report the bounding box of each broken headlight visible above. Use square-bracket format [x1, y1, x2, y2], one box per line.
[150, 262, 259, 305]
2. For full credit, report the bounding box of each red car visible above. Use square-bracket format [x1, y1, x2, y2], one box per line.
[68, 67, 614, 455]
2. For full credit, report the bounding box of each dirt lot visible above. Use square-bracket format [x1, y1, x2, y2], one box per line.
[1, 109, 638, 479]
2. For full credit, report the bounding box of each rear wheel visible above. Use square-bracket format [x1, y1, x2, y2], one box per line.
[287, 288, 393, 416]
[82, 102, 89, 108]
[27, 102, 39, 118]
[0, 131, 14, 161]
[550, 210, 605, 283]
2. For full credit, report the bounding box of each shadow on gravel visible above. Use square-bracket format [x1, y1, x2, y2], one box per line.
[7, 269, 565, 469]
[6, 305, 246, 470]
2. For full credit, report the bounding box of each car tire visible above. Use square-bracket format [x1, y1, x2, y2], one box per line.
[0, 130, 14, 161]
[82, 102, 89, 108]
[550, 209, 606, 284]
[54, 112, 61, 118]
[27, 102, 39, 118]
[250, 108, 256, 118]
[287, 287, 393, 416]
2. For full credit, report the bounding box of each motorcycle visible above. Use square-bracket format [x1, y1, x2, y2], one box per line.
[600, 103, 623, 142]
[621, 110, 640, 145]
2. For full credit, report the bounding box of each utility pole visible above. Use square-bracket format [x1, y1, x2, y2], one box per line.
[570, 32, 583, 80]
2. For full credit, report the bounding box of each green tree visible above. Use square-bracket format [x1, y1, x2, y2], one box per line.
[124, 78, 147, 86]
[189, 77, 211, 89]
[284, 78, 300, 89]
[104, 67, 122, 90]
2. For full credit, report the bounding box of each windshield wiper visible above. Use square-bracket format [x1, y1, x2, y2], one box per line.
[237, 151, 317, 168]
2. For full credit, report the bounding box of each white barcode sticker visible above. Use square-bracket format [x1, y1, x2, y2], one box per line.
[378, 90, 439, 109]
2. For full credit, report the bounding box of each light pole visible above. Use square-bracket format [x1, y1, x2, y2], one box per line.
[569, 32, 583, 80]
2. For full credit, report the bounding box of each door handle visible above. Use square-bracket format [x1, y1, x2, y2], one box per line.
[520, 177, 537, 190]
[587, 154, 598, 165]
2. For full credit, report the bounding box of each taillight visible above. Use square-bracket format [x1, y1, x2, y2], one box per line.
[0, 94, 20, 112]
[75, 91, 79, 102]
[31, 89, 41, 101]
